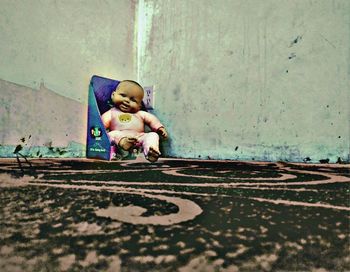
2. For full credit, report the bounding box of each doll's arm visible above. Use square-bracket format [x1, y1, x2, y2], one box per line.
[141, 111, 163, 130]
[101, 110, 112, 130]
[140, 111, 168, 139]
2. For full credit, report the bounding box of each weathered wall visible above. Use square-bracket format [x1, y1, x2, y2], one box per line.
[0, 80, 86, 157]
[1, 0, 349, 162]
[138, 0, 350, 162]
[0, 0, 136, 156]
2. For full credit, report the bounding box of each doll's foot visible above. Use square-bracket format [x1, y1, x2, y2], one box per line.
[146, 147, 160, 163]
[118, 137, 137, 151]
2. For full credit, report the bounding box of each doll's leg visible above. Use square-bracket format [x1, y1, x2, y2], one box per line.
[139, 132, 160, 162]
[108, 130, 138, 151]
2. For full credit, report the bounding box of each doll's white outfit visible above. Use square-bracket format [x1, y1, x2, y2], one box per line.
[102, 108, 164, 156]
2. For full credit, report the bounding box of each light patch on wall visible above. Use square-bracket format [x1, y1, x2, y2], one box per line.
[136, 0, 157, 82]
[0, 0, 136, 103]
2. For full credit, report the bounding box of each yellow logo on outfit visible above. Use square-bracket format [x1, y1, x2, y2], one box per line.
[119, 113, 132, 123]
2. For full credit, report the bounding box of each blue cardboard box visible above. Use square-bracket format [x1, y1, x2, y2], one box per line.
[86, 75, 120, 160]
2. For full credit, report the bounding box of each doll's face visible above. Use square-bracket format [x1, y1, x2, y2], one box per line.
[111, 81, 144, 113]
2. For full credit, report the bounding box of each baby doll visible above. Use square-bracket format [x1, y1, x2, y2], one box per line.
[101, 80, 168, 162]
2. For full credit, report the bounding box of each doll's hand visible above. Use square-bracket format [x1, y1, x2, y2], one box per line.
[157, 127, 168, 139]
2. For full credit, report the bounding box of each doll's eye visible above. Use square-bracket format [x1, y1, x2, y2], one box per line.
[130, 98, 136, 102]
[120, 93, 126, 97]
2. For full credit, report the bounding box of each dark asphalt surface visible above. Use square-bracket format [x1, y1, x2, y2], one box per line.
[0, 158, 349, 271]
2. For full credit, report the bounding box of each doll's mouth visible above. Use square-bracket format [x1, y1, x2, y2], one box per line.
[120, 104, 129, 110]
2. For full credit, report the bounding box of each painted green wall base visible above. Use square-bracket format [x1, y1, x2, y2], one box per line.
[162, 142, 349, 164]
[0, 142, 85, 158]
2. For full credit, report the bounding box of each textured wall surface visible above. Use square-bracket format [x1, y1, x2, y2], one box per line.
[0, 79, 86, 157]
[0, 0, 349, 162]
[138, 0, 350, 162]
[0, 0, 136, 103]
[0, 0, 136, 156]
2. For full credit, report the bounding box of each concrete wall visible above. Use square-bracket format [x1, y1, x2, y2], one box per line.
[0, 0, 136, 157]
[138, 0, 350, 162]
[1, 0, 349, 162]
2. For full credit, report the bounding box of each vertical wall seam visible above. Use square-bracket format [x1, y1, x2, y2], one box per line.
[135, 0, 145, 82]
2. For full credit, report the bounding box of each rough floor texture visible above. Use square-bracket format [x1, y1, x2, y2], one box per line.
[0, 158, 349, 272]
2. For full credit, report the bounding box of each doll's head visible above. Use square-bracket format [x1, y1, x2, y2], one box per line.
[111, 80, 144, 113]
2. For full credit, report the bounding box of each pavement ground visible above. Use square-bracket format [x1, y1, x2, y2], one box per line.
[0, 158, 349, 272]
